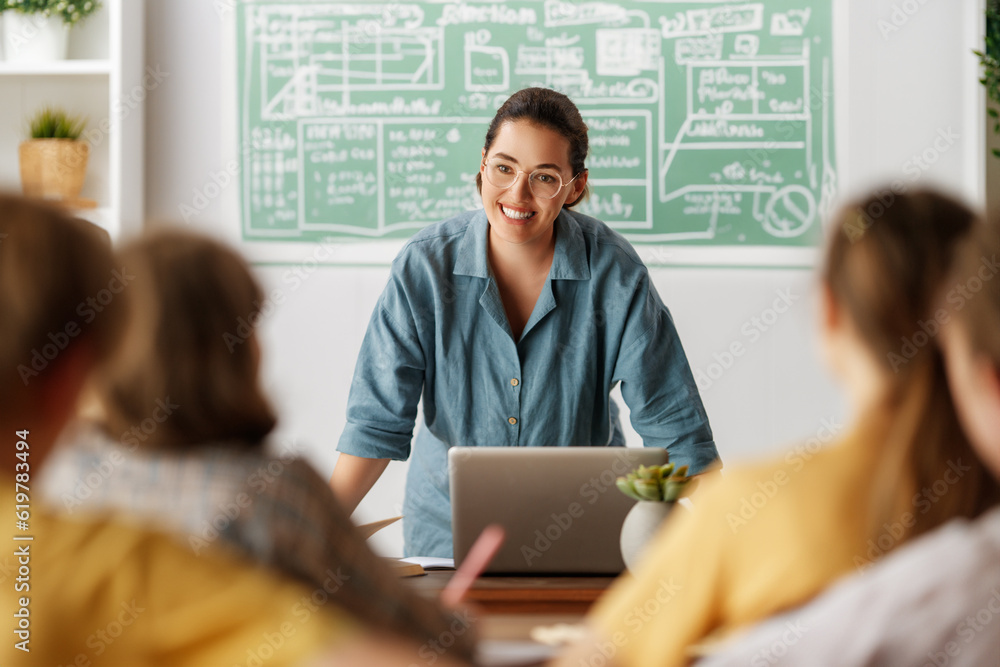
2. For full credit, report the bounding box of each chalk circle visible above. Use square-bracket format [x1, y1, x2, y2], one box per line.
[763, 185, 816, 238]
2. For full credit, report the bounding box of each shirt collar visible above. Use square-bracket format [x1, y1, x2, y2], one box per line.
[550, 210, 590, 281]
[453, 210, 490, 278]
[453, 209, 591, 281]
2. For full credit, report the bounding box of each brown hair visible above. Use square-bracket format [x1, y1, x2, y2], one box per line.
[98, 229, 277, 449]
[824, 188, 1000, 543]
[948, 212, 1000, 365]
[475, 87, 590, 207]
[0, 194, 122, 410]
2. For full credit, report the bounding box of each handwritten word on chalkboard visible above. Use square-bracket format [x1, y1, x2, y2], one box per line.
[237, 1, 835, 248]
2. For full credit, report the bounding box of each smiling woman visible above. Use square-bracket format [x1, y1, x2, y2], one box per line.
[332, 87, 719, 558]
[481, 123, 582, 242]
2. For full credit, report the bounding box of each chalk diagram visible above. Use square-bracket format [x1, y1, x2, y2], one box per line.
[651, 4, 835, 242]
[243, 3, 484, 238]
[238, 1, 836, 246]
[512, 1, 835, 244]
[253, 4, 443, 120]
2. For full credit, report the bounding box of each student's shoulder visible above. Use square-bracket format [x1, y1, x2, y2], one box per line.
[715, 440, 847, 497]
[687, 444, 847, 521]
[36, 509, 354, 659]
[254, 454, 335, 500]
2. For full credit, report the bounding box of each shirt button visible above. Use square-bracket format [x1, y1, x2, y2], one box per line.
[510, 378, 519, 386]
[508, 417, 517, 425]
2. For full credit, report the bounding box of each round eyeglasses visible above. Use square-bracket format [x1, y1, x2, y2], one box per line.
[482, 157, 581, 200]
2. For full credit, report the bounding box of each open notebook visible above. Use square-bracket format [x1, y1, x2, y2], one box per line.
[357, 516, 440, 577]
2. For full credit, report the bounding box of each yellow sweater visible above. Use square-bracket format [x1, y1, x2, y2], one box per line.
[0, 481, 353, 667]
[591, 424, 889, 667]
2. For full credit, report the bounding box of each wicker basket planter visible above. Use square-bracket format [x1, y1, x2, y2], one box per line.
[18, 138, 89, 200]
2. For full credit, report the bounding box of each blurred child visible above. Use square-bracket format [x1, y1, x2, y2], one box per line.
[697, 207, 1000, 666]
[39, 228, 474, 658]
[554, 189, 1000, 667]
[0, 195, 466, 667]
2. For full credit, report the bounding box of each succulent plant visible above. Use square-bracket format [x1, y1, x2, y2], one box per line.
[615, 462, 693, 502]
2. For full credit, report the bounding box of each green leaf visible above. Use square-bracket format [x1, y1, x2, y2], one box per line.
[0, 0, 103, 27]
[992, 148, 1000, 159]
[26, 107, 87, 140]
[636, 465, 660, 481]
[632, 478, 662, 501]
[616, 477, 645, 501]
[989, 107, 999, 118]
[662, 481, 685, 502]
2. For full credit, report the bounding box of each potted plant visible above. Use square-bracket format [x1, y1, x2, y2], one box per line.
[976, 1, 1000, 159]
[616, 462, 694, 570]
[1, 0, 102, 63]
[19, 106, 89, 202]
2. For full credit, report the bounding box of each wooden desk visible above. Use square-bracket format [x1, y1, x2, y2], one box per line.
[407, 570, 616, 614]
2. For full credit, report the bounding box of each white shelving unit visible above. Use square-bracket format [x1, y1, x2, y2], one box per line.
[0, 0, 144, 240]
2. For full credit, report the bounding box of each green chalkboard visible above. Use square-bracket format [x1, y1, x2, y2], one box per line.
[237, 1, 835, 248]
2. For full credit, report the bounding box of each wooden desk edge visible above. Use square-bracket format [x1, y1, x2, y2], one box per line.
[407, 571, 616, 614]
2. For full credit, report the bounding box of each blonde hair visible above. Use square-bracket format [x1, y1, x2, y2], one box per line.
[949, 212, 1000, 365]
[824, 189, 1000, 543]
[98, 229, 277, 448]
[0, 194, 122, 410]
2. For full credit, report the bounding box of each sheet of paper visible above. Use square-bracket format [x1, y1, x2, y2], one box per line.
[476, 639, 560, 667]
[399, 556, 455, 570]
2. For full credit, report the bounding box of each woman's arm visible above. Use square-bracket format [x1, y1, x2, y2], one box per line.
[613, 275, 719, 472]
[330, 454, 391, 515]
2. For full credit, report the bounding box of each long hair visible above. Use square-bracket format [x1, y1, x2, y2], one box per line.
[824, 189, 1000, 543]
[0, 194, 122, 407]
[475, 87, 590, 207]
[949, 212, 1000, 365]
[98, 229, 277, 448]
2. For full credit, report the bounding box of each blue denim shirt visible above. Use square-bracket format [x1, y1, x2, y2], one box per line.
[338, 209, 717, 557]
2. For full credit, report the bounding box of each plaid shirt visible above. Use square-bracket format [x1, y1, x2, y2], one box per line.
[39, 421, 474, 658]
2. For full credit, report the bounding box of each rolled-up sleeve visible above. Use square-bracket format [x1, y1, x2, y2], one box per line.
[612, 275, 719, 473]
[337, 271, 426, 461]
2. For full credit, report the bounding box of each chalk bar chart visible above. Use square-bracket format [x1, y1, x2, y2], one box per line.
[237, 1, 836, 251]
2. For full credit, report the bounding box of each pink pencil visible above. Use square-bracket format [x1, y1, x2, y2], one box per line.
[441, 524, 505, 607]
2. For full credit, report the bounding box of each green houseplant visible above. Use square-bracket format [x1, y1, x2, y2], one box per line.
[0, 0, 101, 26]
[19, 107, 90, 201]
[1, 0, 102, 62]
[975, 0, 1000, 158]
[616, 462, 694, 570]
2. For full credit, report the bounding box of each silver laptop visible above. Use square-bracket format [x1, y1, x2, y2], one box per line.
[449, 447, 668, 575]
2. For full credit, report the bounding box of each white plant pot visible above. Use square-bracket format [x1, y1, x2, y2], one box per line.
[620, 500, 674, 571]
[2, 12, 69, 63]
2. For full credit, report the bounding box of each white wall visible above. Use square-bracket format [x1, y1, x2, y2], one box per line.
[143, 0, 986, 556]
